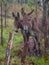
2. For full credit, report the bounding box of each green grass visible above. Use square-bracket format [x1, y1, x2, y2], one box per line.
[0, 27, 49, 65]
[26, 56, 49, 65]
[0, 26, 23, 65]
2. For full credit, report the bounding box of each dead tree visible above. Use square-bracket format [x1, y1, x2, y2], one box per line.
[4, 32, 14, 65]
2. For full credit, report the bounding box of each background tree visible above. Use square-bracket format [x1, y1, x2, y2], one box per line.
[0, 0, 4, 45]
[25, 0, 28, 4]
[42, 0, 49, 61]
[2, 1, 7, 28]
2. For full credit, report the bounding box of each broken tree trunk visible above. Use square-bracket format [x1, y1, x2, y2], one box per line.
[4, 32, 14, 65]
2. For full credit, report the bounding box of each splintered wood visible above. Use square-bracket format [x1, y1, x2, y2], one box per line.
[4, 32, 14, 65]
